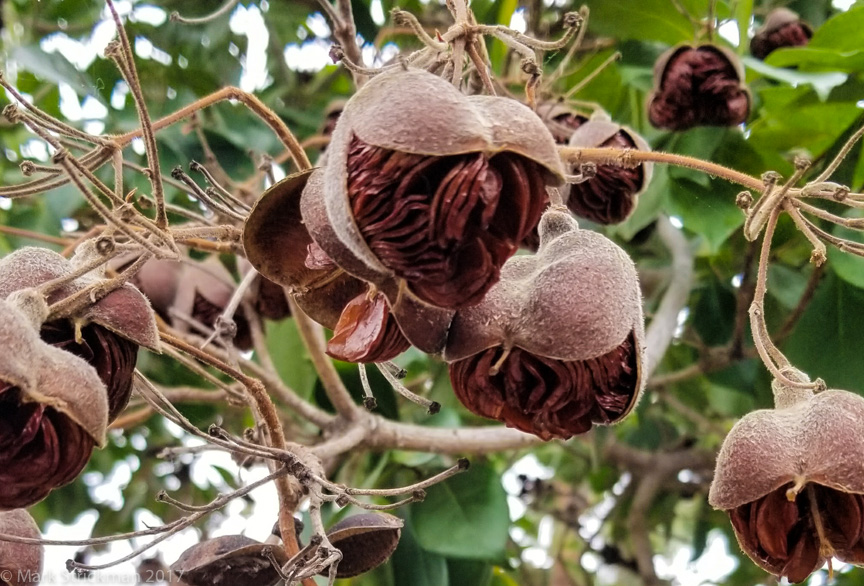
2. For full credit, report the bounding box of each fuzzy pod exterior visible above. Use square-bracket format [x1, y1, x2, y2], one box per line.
[0, 298, 108, 509]
[322, 67, 565, 310]
[709, 372, 864, 583]
[648, 44, 751, 131]
[445, 208, 645, 440]
[0, 247, 158, 420]
[564, 112, 653, 225]
[751, 8, 812, 60]
[0, 509, 43, 586]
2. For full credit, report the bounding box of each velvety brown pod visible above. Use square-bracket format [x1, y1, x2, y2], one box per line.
[0, 509, 43, 586]
[565, 112, 653, 225]
[0, 247, 161, 351]
[444, 208, 645, 440]
[170, 535, 288, 586]
[648, 44, 750, 130]
[0, 299, 108, 509]
[244, 170, 412, 362]
[751, 8, 812, 60]
[322, 513, 402, 578]
[709, 371, 864, 583]
[0, 247, 159, 420]
[323, 67, 564, 310]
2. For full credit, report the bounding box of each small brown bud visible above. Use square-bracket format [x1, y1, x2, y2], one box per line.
[565, 112, 653, 225]
[0, 247, 159, 421]
[648, 44, 750, 131]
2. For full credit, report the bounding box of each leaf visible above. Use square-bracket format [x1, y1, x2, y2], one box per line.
[783, 272, 864, 394]
[11, 46, 99, 100]
[391, 519, 449, 586]
[266, 318, 318, 399]
[666, 177, 744, 254]
[585, 0, 694, 45]
[744, 57, 848, 100]
[446, 558, 493, 586]
[411, 463, 509, 561]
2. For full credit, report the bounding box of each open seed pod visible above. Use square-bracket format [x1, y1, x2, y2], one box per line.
[321, 66, 565, 310]
[564, 112, 653, 225]
[535, 101, 589, 145]
[115, 254, 255, 351]
[244, 169, 414, 362]
[0, 509, 43, 586]
[0, 247, 158, 421]
[444, 208, 645, 440]
[322, 513, 403, 578]
[170, 535, 288, 586]
[0, 298, 108, 509]
[709, 370, 864, 583]
[751, 8, 812, 60]
[648, 44, 750, 131]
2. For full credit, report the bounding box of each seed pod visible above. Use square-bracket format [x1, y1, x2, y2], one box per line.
[322, 513, 403, 578]
[565, 112, 653, 225]
[0, 509, 43, 586]
[0, 298, 108, 509]
[709, 370, 864, 583]
[117, 255, 255, 351]
[648, 44, 750, 131]
[751, 8, 812, 60]
[322, 67, 564, 310]
[244, 169, 413, 362]
[170, 535, 288, 586]
[535, 101, 589, 145]
[0, 247, 159, 421]
[444, 208, 645, 440]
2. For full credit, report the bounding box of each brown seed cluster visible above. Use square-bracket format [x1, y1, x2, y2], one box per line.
[751, 8, 812, 60]
[648, 44, 750, 130]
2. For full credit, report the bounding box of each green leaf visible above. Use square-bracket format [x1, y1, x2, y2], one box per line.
[784, 272, 864, 394]
[446, 558, 493, 586]
[11, 46, 98, 99]
[266, 318, 318, 399]
[666, 177, 744, 254]
[585, 0, 694, 45]
[744, 57, 848, 100]
[392, 519, 450, 586]
[411, 463, 509, 561]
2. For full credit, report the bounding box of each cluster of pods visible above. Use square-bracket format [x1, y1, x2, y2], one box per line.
[0, 6, 838, 584]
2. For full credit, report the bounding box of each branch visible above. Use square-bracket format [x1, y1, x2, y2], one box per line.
[643, 215, 694, 377]
[367, 418, 541, 453]
[559, 147, 764, 192]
